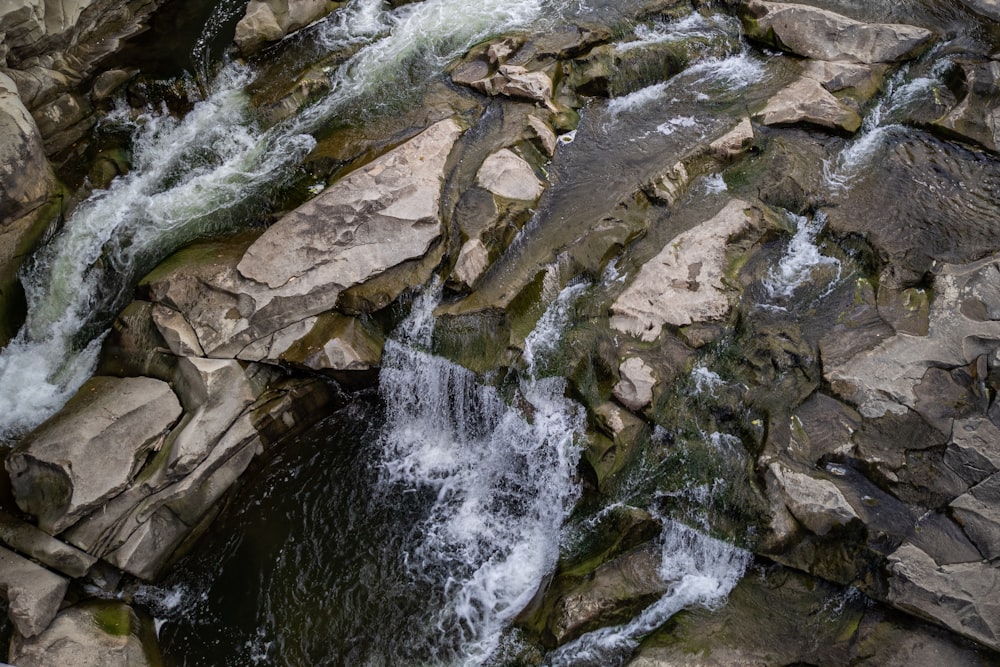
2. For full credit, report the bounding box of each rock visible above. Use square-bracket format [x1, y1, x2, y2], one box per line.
[826, 257, 1000, 419]
[453, 238, 490, 289]
[783, 393, 860, 465]
[709, 117, 755, 159]
[145, 119, 462, 360]
[31, 90, 93, 154]
[802, 60, 887, 104]
[613, 357, 657, 412]
[475, 148, 545, 201]
[90, 68, 134, 101]
[0, 72, 53, 222]
[550, 541, 667, 642]
[911, 359, 988, 434]
[887, 542, 1000, 651]
[610, 200, 757, 341]
[0, 511, 96, 577]
[279, 312, 384, 372]
[767, 463, 860, 536]
[644, 161, 690, 205]
[234, 0, 329, 54]
[946, 417, 1000, 486]
[741, 1, 935, 64]
[0, 546, 68, 638]
[527, 114, 557, 156]
[950, 473, 1000, 560]
[151, 303, 204, 357]
[755, 76, 862, 133]
[960, 0, 1000, 23]
[934, 60, 1000, 154]
[497, 65, 554, 105]
[9, 600, 162, 667]
[7, 376, 182, 535]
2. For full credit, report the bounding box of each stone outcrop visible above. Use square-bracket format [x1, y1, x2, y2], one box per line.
[610, 200, 758, 341]
[9, 601, 161, 667]
[0, 546, 68, 638]
[740, 1, 934, 64]
[0, 71, 53, 221]
[933, 60, 1000, 154]
[234, 0, 330, 55]
[756, 76, 862, 133]
[7, 375, 182, 535]
[146, 118, 463, 363]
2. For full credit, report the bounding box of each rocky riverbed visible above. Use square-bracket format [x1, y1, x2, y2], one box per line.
[2, 0, 1000, 664]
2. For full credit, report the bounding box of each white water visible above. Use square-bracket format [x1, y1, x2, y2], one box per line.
[545, 520, 750, 667]
[0, 0, 577, 440]
[377, 281, 585, 665]
[762, 211, 841, 305]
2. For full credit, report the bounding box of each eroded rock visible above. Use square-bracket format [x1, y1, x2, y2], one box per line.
[0, 71, 53, 222]
[475, 148, 545, 201]
[613, 357, 657, 412]
[235, 0, 330, 55]
[755, 76, 862, 133]
[934, 60, 1000, 154]
[767, 463, 860, 536]
[0, 546, 67, 638]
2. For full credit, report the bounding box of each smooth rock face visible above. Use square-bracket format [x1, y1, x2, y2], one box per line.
[826, 257, 1000, 420]
[756, 76, 862, 133]
[0, 511, 96, 577]
[741, 1, 934, 64]
[9, 601, 161, 667]
[0, 546, 68, 638]
[888, 542, 1000, 651]
[768, 463, 859, 536]
[0, 72, 53, 222]
[475, 148, 545, 201]
[7, 376, 182, 535]
[613, 357, 656, 411]
[934, 60, 1000, 154]
[453, 238, 489, 289]
[234, 0, 329, 54]
[610, 199, 755, 341]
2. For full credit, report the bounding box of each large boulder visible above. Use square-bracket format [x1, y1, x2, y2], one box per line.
[610, 200, 759, 341]
[6, 376, 182, 535]
[234, 0, 330, 55]
[0, 546, 68, 638]
[145, 118, 463, 362]
[740, 1, 934, 64]
[9, 600, 161, 667]
[475, 148, 545, 201]
[933, 60, 1000, 154]
[766, 463, 860, 537]
[0, 72, 53, 222]
[755, 76, 862, 133]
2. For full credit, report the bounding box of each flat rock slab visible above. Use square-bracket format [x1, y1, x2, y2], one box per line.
[741, 1, 933, 64]
[767, 463, 860, 536]
[888, 542, 1000, 651]
[756, 76, 862, 133]
[475, 148, 545, 201]
[0, 511, 96, 578]
[6, 376, 182, 535]
[9, 600, 161, 667]
[610, 199, 756, 341]
[0, 546, 68, 638]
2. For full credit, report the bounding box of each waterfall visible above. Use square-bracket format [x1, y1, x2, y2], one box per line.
[376, 280, 585, 665]
[761, 210, 842, 307]
[545, 520, 751, 667]
[0, 0, 574, 440]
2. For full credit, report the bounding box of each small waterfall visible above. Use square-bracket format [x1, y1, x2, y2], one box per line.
[761, 211, 841, 308]
[545, 520, 751, 667]
[376, 280, 585, 665]
[0, 0, 576, 439]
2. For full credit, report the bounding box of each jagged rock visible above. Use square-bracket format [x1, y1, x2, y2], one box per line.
[145, 119, 462, 360]
[740, 1, 934, 64]
[934, 60, 1000, 154]
[644, 161, 690, 205]
[550, 541, 667, 642]
[946, 417, 1000, 486]
[151, 303, 204, 357]
[960, 0, 1000, 21]
[9, 600, 162, 667]
[610, 200, 757, 341]
[475, 148, 545, 201]
[802, 60, 887, 105]
[0, 546, 68, 638]
[6, 376, 182, 535]
[527, 114, 557, 156]
[887, 542, 1000, 651]
[234, 0, 329, 55]
[767, 463, 860, 536]
[755, 76, 862, 133]
[950, 473, 1000, 560]
[453, 238, 490, 289]
[279, 312, 384, 371]
[613, 357, 657, 412]
[0, 71, 53, 222]
[0, 511, 96, 577]
[826, 257, 1000, 420]
[709, 117, 754, 159]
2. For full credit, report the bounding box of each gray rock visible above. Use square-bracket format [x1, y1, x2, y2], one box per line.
[946, 417, 1000, 486]
[950, 473, 1000, 560]
[767, 463, 860, 536]
[610, 200, 756, 341]
[613, 357, 657, 412]
[887, 542, 1000, 651]
[7, 376, 182, 535]
[708, 117, 755, 160]
[9, 600, 161, 667]
[934, 60, 1000, 154]
[826, 256, 1000, 419]
[0, 511, 96, 578]
[0, 546, 67, 638]
[960, 0, 1000, 23]
[234, 0, 329, 54]
[453, 238, 490, 289]
[741, 1, 935, 64]
[0, 72, 53, 223]
[475, 148, 545, 201]
[755, 76, 862, 133]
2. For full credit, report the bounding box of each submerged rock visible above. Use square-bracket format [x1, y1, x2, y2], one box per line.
[740, 1, 934, 64]
[9, 600, 161, 667]
[610, 199, 759, 341]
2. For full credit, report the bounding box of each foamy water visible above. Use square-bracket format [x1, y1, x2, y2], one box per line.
[762, 211, 841, 305]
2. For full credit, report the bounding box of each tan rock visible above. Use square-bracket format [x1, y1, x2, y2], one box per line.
[453, 238, 490, 289]
[0, 546, 67, 638]
[613, 357, 656, 411]
[709, 117, 754, 160]
[0, 72, 54, 222]
[767, 463, 859, 536]
[756, 76, 862, 133]
[475, 148, 545, 201]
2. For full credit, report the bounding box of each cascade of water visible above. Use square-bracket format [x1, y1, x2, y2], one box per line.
[761, 211, 842, 307]
[376, 280, 586, 665]
[0, 0, 576, 440]
[545, 520, 751, 667]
